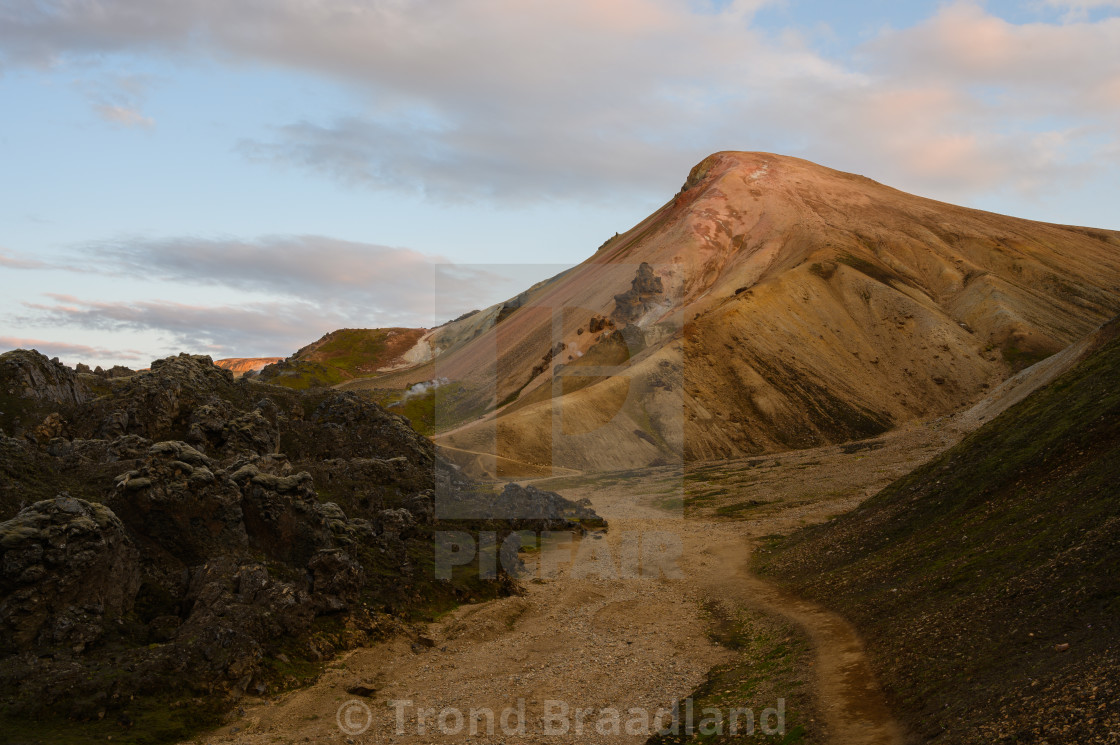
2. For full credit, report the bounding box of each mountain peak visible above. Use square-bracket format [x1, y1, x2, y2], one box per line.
[303, 152, 1120, 475]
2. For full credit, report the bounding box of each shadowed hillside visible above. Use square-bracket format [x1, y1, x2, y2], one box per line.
[756, 319, 1120, 743]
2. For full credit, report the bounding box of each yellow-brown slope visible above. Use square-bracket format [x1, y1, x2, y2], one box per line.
[366, 152, 1120, 473]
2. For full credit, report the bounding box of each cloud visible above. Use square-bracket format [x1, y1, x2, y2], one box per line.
[80, 234, 516, 320]
[0, 247, 48, 269]
[19, 294, 350, 358]
[1042, 0, 1120, 21]
[94, 104, 154, 128]
[817, 2, 1120, 196]
[867, 3, 1120, 103]
[1, 0, 1117, 208]
[15, 236, 552, 359]
[77, 72, 156, 128]
[0, 336, 145, 364]
[0, 0, 844, 201]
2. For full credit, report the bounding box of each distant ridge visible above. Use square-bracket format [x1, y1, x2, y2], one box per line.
[213, 357, 281, 376]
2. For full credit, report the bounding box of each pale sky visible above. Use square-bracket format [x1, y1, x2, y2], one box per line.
[2, 0, 1119, 366]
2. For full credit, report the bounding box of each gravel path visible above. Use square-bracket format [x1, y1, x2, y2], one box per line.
[198, 424, 954, 745]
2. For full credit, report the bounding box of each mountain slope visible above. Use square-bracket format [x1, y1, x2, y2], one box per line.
[340, 152, 1120, 475]
[755, 317, 1120, 743]
[213, 357, 281, 376]
[258, 327, 429, 389]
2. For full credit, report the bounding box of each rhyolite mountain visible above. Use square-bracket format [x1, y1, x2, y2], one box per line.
[213, 357, 282, 377]
[282, 152, 1120, 476]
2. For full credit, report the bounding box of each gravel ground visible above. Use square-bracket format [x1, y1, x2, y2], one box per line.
[196, 422, 956, 745]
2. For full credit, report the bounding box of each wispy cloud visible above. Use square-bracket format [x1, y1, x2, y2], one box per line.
[1, 0, 1111, 205]
[0, 336, 146, 364]
[0, 247, 48, 269]
[74, 71, 156, 128]
[94, 103, 154, 128]
[1042, 0, 1120, 21]
[16, 235, 542, 358]
[19, 294, 350, 359]
[78, 234, 512, 319]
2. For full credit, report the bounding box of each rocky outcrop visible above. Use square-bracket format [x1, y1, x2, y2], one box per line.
[588, 315, 615, 334]
[91, 353, 237, 440]
[436, 480, 604, 528]
[188, 402, 279, 457]
[0, 349, 602, 726]
[109, 442, 249, 565]
[611, 262, 664, 325]
[0, 495, 140, 654]
[497, 483, 603, 526]
[0, 349, 90, 407]
[530, 342, 567, 379]
[495, 290, 531, 324]
[92, 364, 136, 379]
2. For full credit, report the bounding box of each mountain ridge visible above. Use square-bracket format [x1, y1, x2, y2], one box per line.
[429, 152, 1120, 474]
[259, 152, 1120, 475]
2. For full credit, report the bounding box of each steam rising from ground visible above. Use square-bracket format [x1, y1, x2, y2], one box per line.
[390, 377, 451, 407]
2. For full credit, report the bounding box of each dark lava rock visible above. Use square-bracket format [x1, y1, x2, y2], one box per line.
[0, 349, 90, 407]
[0, 495, 140, 654]
[0, 348, 603, 727]
[612, 262, 664, 325]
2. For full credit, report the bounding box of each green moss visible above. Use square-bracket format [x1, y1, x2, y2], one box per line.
[715, 500, 768, 517]
[835, 253, 905, 288]
[0, 694, 227, 745]
[648, 602, 816, 744]
[261, 329, 399, 390]
[369, 388, 438, 436]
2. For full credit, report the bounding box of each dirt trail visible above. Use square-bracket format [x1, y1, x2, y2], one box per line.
[198, 426, 949, 745]
[706, 538, 902, 745]
[434, 442, 584, 479]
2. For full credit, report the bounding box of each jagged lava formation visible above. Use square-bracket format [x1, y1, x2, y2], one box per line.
[0, 350, 599, 739]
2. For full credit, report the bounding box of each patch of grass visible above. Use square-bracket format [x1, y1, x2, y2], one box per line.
[655, 493, 685, 512]
[261, 329, 416, 390]
[370, 388, 438, 436]
[835, 253, 907, 288]
[715, 500, 768, 517]
[0, 694, 227, 745]
[999, 339, 1053, 372]
[646, 602, 817, 744]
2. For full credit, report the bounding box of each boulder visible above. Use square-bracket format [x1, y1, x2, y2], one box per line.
[108, 442, 248, 565]
[0, 495, 140, 653]
[0, 349, 90, 407]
